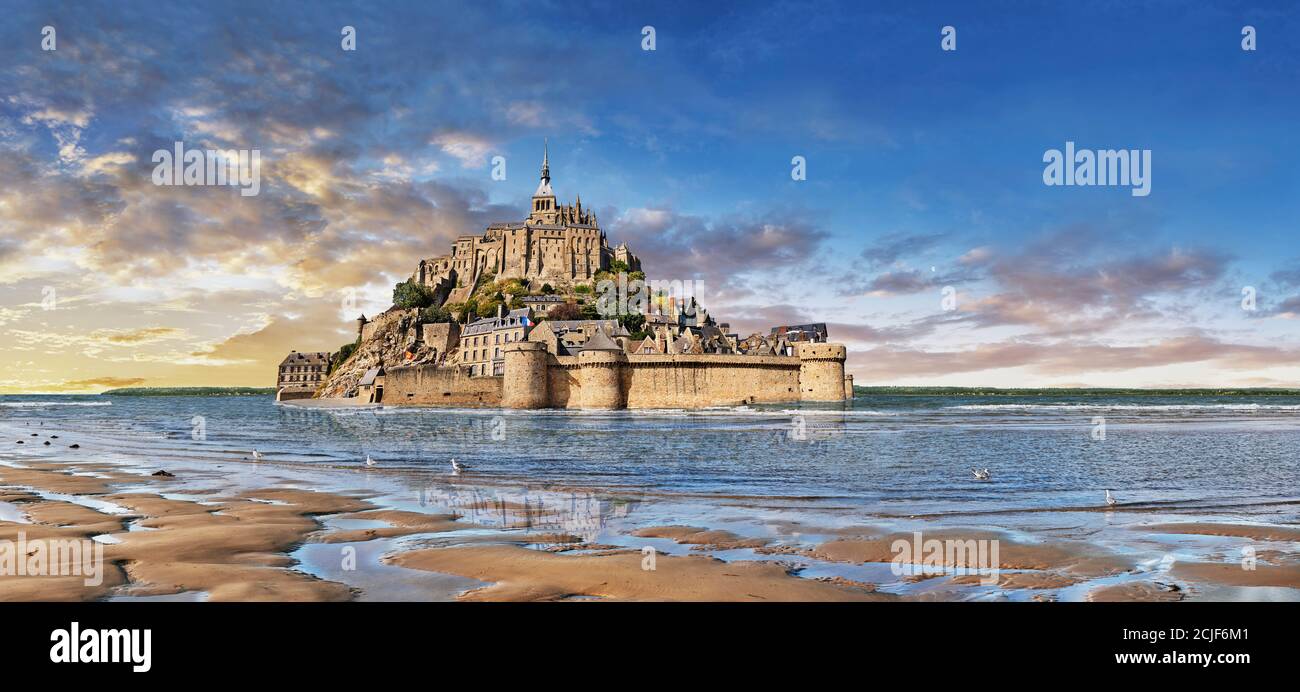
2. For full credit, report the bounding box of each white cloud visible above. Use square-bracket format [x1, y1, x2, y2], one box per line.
[432, 131, 492, 168]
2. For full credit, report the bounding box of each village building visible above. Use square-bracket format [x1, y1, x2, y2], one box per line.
[276, 351, 331, 400]
[629, 335, 661, 354]
[527, 319, 632, 355]
[521, 294, 567, 314]
[459, 307, 533, 376]
[357, 366, 385, 403]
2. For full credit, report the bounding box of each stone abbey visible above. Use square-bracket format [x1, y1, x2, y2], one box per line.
[410, 141, 641, 307]
[292, 142, 852, 409]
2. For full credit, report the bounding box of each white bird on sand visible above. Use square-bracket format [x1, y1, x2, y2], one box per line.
[365, 454, 377, 467]
[1105, 489, 1117, 506]
[251, 450, 263, 462]
[972, 468, 990, 481]
[450, 458, 465, 475]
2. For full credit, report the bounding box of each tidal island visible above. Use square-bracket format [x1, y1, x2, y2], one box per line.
[277, 143, 852, 410]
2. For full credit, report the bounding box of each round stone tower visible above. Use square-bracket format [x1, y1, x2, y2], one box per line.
[577, 327, 627, 409]
[797, 342, 849, 402]
[501, 341, 550, 408]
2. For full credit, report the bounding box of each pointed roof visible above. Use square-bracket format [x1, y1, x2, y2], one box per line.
[534, 139, 554, 198]
[630, 336, 661, 354]
[581, 325, 621, 352]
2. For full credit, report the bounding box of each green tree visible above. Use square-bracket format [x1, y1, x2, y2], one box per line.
[443, 301, 466, 321]
[618, 312, 645, 335]
[500, 278, 528, 296]
[329, 341, 358, 374]
[609, 259, 630, 273]
[546, 302, 582, 321]
[420, 304, 452, 324]
[392, 280, 436, 309]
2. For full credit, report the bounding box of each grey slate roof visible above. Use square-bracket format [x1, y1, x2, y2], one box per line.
[358, 367, 383, 386]
[279, 351, 331, 367]
[579, 326, 621, 352]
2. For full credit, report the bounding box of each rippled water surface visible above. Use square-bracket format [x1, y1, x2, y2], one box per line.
[2, 393, 1297, 521]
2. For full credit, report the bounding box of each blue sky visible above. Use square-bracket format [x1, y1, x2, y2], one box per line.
[1, 0, 1298, 390]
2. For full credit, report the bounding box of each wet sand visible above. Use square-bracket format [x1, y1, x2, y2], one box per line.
[0, 466, 372, 601]
[387, 544, 891, 601]
[1143, 522, 1300, 542]
[631, 525, 772, 550]
[2, 446, 1299, 601]
[806, 530, 1130, 576]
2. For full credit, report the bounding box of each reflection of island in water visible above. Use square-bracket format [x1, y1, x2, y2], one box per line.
[770, 412, 848, 446]
[276, 405, 506, 448]
[418, 484, 638, 543]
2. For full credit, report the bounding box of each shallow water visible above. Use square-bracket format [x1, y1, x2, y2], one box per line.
[291, 516, 486, 602]
[2, 393, 1296, 519]
[2, 393, 1298, 601]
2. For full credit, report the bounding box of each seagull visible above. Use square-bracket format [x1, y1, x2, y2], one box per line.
[251, 450, 263, 462]
[1105, 489, 1117, 507]
[365, 454, 377, 467]
[450, 458, 465, 475]
[972, 468, 990, 481]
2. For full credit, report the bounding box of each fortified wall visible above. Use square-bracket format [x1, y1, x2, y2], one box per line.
[381, 342, 851, 409]
[382, 363, 503, 407]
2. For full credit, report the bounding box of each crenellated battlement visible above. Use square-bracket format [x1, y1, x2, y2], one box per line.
[387, 345, 851, 409]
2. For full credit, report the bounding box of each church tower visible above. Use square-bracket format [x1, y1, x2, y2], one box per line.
[529, 139, 559, 225]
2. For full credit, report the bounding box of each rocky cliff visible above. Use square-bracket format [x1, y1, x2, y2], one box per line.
[316, 308, 441, 398]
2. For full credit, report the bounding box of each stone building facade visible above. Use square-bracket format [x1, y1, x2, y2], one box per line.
[276, 351, 332, 401]
[411, 143, 641, 306]
[277, 351, 331, 388]
[458, 307, 532, 376]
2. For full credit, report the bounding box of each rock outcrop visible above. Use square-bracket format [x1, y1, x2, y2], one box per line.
[317, 308, 443, 398]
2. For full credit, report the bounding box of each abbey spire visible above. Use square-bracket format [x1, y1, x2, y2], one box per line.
[530, 139, 557, 222]
[535, 138, 554, 197]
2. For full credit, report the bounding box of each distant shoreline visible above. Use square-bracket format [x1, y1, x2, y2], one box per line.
[98, 387, 277, 397]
